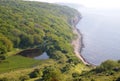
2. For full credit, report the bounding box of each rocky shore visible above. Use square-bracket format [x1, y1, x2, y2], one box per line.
[72, 27, 90, 65]
[71, 15, 90, 65]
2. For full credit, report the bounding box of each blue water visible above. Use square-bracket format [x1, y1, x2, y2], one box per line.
[34, 52, 49, 60]
[76, 7, 120, 65]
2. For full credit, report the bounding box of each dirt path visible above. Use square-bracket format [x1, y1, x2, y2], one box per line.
[72, 27, 89, 65]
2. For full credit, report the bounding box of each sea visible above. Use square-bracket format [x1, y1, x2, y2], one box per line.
[76, 7, 120, 65]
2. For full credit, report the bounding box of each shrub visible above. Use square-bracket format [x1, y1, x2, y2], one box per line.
[0, 34, 13, 54]
[0, 77, 8, 81]
[118, 60, 120, 63]
[29, 69, 41, 78]
[72, 73, 80, 78]
[19, 75, 30, 81]
[41, 66, 64, 81]
[62, 64, 72, 72]
[95, 60, 119, 73]
[91, 79, 95, 81]
[0, 55, 6, 61]
[116, 77, 120, 81]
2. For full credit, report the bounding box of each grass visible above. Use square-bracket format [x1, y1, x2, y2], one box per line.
[0, 56, 41, 73]
[6, 48, 22, 56]
[0, 68, 34, 80]
[0, 58, 56, 80]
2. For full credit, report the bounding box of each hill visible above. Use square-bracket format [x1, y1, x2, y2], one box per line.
[0, 0, 88, 81]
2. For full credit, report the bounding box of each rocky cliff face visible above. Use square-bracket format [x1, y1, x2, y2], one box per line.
[71, 13, 82, 26]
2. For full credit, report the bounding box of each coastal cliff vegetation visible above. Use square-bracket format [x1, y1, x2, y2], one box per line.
[0, 0, 120, 81]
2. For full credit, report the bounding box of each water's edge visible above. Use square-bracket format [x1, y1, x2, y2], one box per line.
[72, 15, 93, 66]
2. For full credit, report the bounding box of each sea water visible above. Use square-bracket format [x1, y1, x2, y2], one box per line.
[77, 7, 120, 65]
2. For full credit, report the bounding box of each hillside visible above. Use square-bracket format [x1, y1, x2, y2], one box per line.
[0, 0, 80, 53]
[0, 0, 120, 81]
[75, 60, 120, 81]
[0, 0, 88, 80]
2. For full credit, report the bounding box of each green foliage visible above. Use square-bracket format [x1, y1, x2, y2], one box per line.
[0, 0, 79, 52]
[19, 75, 30, 81]
[62, 64, 73, 72]
[78, 60, 120, 81]
[68, 56, 81, 65]
[0, 77, 8, 81]
[41, 66, 65, 81]
[0, 34, 13, 54]
[0, 0, 88, 80]
[0, 55, 6, 61]
[95, 60, 120, 73]
[0, 1, 80, 71]
[29, 69, 42, 78]
[118, 60, 120, 63]
[72, 72, 81, 78]
[0, 0, 84, 75]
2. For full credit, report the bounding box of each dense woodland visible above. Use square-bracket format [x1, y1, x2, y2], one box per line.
[0, 0, 120, 81]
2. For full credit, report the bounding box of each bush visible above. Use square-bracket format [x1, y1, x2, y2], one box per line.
[29, 69, 41, 78]
[116, 77, 120, 81]
[19, 75, 30, 81]
[0, 55, 6, 61]
[91, 79, 95, 81]
[41, 66, 64, 81]
[68, 56, 80, 65]
[95, 60, 119, 73]
[73, 78, 84, 81]
[0, 34, 13, 54]
[0, 77, 8, 81]
[62, 64, 72, 72]
[118, 60, 120, 63]
[72, 73, 80, 78]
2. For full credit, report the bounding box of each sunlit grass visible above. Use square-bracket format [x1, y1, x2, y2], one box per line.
[5, 48, 22, 56]
[0, 58, 56, 80]
[0, 56, 41, 73]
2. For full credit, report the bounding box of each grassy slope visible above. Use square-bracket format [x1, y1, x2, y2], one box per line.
[0, 56, 40, 73]
[0, 0, 80, 70]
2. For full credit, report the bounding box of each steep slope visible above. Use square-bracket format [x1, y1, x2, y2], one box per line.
[0, 0, 89, 81]
[0, 0, 80, 53]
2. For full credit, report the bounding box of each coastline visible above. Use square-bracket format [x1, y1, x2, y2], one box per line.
[72, 27, 90, 65]
[71, 15, 91, 65]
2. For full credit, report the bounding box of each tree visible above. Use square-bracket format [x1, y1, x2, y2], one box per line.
[0, 34, 13, 54]
[19, 34, 34, 48]
[95, 60, 119, 73]
[100, 60, 119, 70]
[29, 69, 42, 78]
[41, 66, 65, 81]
